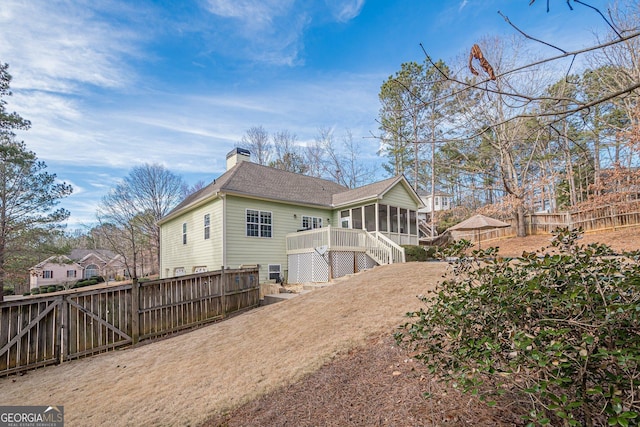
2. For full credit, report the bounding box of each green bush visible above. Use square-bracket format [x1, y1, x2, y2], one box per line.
[402, 245, 440, 262]
[47, 286, 57, 293]
[402, 245, 428, 262]
[396, 228, 640, 426]
[30, 288, 40, 295]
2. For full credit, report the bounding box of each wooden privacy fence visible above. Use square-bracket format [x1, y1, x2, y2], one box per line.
[0, 267, 259, 376]
[451, 202, 640, 244]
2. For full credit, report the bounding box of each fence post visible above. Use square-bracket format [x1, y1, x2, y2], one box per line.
[56, 296, 63, 364]
[131, 279, 139, 344]
[221, 266, 226, 318]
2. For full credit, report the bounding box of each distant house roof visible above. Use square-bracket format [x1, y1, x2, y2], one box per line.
[30, 249, 120, 271]
[161, 161, 422, 224]
[31, 255, 76, 270]
[69, 249, 118, 263]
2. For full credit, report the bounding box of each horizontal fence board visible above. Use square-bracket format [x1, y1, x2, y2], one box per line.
[1, 267, 259, 376]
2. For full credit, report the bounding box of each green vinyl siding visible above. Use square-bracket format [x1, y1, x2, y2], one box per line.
[160, 199, 223, 278]
[379, 182, 420, 210]
[224, 195, 331, 282]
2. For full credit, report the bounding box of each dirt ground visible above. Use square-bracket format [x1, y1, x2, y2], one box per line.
[1, 228, 638, 427]
[0, 262, 449, 426]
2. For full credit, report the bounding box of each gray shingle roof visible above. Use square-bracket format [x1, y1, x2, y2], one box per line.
[163, 161, 415, 222]
[332, 176, 403, 206]
[69, 249, 117, 263]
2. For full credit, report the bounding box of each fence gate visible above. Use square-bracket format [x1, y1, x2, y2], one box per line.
[1, 267, 259, 376]
[63, 285, 133, 361]
[0, 297, 63, 376]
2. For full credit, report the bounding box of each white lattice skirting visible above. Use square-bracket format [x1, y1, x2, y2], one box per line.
[287, 251, 377, 284]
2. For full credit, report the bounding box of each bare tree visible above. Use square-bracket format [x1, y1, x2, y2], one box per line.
[269, 130, 308, 173]
[304, 130, 326, 178]
[241, 126, 271, 165]
[98, 164, 185, 278]
[318, 128, 374, 188]
[97, 183, 142, 282]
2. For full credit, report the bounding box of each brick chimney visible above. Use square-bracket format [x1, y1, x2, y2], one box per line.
[226, 147, 251, 170]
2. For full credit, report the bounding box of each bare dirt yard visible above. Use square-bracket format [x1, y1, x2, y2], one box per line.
[1, 227, 638, 427]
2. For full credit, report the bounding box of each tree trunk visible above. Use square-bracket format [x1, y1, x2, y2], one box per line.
[516, 203, 527, 237]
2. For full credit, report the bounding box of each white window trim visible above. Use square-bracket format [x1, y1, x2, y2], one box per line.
[204, 214, 210, 240]
[268, 264, 281, 281]
[302, 215, 323, 230]
[246, 209, 273, 238]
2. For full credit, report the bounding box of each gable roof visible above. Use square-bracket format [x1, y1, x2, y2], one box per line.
[31, 255, 76, 270]
[70, 249, 118, 264]
[161, 161, 421, 223]
[333, 176, 407, 207]
[162, 162, 347, 223]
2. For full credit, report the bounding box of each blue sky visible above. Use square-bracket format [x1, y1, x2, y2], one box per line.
[0, 0, 611, 230]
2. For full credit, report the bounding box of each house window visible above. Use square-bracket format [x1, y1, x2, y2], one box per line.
[390, 206, 399, 232]
[435, 197, 440, 206]
[340, 210, 350, 228]
[302, 216, 322, 230]
[204, 214, 210, 240]
[409, 210, 417, 235]
[399, 208, 408, 234]
[352, 207, 362, 229]
[246, 209, 272, 238]
[43, 270, 53, 279]
[85, 264, 99, 278]
[378, 204, 388, 232]
[182, 223, 187, 244]
[194, 266, 207, 273]
[364, 204, 376, 231]
[174, 267, 186, 276]
[67, 270, 77, 278]
[268, 264, 281, 281]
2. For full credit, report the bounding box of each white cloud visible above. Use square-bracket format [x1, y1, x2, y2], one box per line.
[325, 0, 365, 22]
[0, 0, 145, 93]
[203, 0, 295, 30]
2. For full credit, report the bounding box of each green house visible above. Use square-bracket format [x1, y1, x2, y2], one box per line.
[158, 148, 423, 283]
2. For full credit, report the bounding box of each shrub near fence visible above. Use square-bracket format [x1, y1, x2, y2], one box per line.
[0, 267, 259, 376]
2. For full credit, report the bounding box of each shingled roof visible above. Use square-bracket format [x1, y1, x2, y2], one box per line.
[163, 162, 347, 221]
[162, 161, 419, 223]
[332, 176, 404, 207]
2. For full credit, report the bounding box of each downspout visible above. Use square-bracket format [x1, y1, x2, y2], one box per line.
[221, 193, 227, 269]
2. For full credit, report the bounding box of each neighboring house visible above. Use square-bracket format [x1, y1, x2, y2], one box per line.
[417, 191, 453, 239]
[158, 148, 423, 284]
[417, 191, 453, 216]
[29, 249, 126, 289]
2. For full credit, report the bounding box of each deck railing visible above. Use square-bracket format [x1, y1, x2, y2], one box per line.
[371, 231, 406, 263]
[286, 226, 405, 265]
